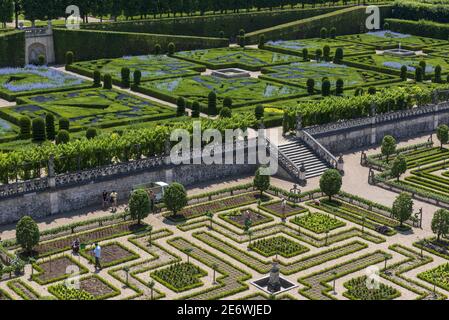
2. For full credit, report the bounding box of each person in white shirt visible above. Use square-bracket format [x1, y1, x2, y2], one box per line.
[93, 243, 102, 270]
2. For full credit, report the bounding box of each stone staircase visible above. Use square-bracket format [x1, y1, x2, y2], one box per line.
[278, 140, 330, 179]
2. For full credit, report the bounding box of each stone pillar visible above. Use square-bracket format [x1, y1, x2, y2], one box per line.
[299, 162, 307, 185]
[370, 103, 377, 145]
[295, 114, 302, 138]
[434, 103, 440, 130]
[48, 155, 55, 188]
[337, 155, 344, 174]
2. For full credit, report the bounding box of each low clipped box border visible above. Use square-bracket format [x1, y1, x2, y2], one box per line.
[79, 241, 140, 268]
[31, 254, 89, 285]
[151, 262, 208, 293]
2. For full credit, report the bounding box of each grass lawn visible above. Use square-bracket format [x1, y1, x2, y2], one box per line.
[174, 47, 301, 70]
[0, 88, 176, 131]
[139, 75, 307, 107]
[260, 61, 399, 90]
[338, 31, 448, 50]
[264, 38, 374, 57]
[67, 55, 206, 83]
[0, 66, 91, 101]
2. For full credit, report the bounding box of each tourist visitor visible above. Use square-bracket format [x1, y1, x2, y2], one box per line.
[72, 238, 80, 254]
[281, 198, 287, 212]
[110, 191, 118, 212]
[102, 190, 109, 209]
[93, 243, 102, 270]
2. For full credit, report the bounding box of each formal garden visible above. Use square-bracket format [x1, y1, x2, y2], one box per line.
[2, 0, 449, 303]
[0, 169, 447, 300]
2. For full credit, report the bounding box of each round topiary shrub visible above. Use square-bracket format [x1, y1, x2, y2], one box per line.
[103, 73, 112, 89]
[329, 27, 337, 39]
[191, 101, 200, 118]
[333, 48, 343, 64]
[302, 48, 309, 61]
[93, 70, 101, 87]
[336, 78, 344, 95]
[400, 65, 408, 81]
[321, 80, 331, 96]
[219, 31, 225, 38]
[65, 51, 74, 66]
[133, 70, 142, 88]
[320, 27, 328, 39]
[223, 97, 233, 109]
[19, 116, 31, 139]
[154, 44, 161, 55]
[368, 87, 377, 95]
[177, 97, 186, 116]
[168, 42, 176, 56]
[38, 55, 45, 66]
[56, 129, 70, 145]
[219, 107, 232, 118]
[306, 78, 315, 95]
[86, 127, 98, 139]
[16, 216, 39, 253]
[32, 118, 46, 142]
[415, 66, 423, 82]
[435, 65, 442, 83]
[255, 105, 264, 120]
[45, 113, 56, 141]
[59, 117, 70, 131]
[323, 45, 331, 61]
[121, 67, 130, 88]
[208, 91, 217, 116]
[258, 34, 265, 48]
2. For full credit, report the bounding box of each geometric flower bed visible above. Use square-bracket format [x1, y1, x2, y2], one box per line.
[0, 88, 176, 131]
[32, 255, 89, 285]
[308, 199, 398, 236]
[219, 208, 273, 229]
[291, 212, 346, 234]
[32, 221, 146, 257]
[67, 55, 205, 84]
[248, 236, 309, 258]
[80, 242, 140, 268]
[261, 61, 398, 90]
[174, 47, 302, 71]
[0, 288, 12, 300]
[338, 31, 447, 50]
[264, 38, 374, 57]
[259, 200, 308, 218]
[418, 263, 449, 291]
[343, 275, 400, 300]
[171, 192, 268, 220]
[151, 262, 207, 293]
[345, 53, 449, 77]
[139, 75, 307, 108]
[0, 65, 90, 101]
[48, 283, 95, 300]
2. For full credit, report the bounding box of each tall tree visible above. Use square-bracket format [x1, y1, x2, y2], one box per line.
[432, 209, 449, 242]
[320, 169, 342, 201]
[16, 216, 40, 254]
[381, 135, 396, 163]
[129, 189, 150, 225]
[437, 125, 449, 150]
[163, 182, 188, 217]
[0, 0, 13, 28]
[392, 193, 413, 227]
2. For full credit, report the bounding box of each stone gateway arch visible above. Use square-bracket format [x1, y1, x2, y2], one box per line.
[23, 22, 55, 65]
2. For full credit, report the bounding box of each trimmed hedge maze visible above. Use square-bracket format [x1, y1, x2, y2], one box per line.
[138, 75, 307, 109]
[264, 38, 374, 58]
[372, 144, 449, 206]
[67, 55, 206, 84]
[0, 65, 91, 101]
[0, 88, 177, 131]
[0, 186, 444, 300]
[260, 62, 399, 91]
[174, 47, 302, 71]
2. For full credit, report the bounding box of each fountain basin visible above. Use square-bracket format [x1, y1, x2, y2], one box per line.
[211, 68, 251, 79]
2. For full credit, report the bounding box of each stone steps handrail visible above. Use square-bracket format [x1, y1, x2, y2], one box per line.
[266, 137, 300, 180]
[298, 130, 337, 168]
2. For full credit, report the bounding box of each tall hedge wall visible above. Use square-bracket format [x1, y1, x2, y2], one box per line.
[246, 5, 393, 43]
[0, 31, 25, 68]
[80, 6, 349, 39]
[392, 0, 449, 23]
[53, 28, 229, 63]
[386, 18, 449, 40]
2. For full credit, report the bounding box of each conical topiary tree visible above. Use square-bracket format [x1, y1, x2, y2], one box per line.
[208, 91, 217, 116]
[32, 118, 46, 142]
[45, 113, 56, 141]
